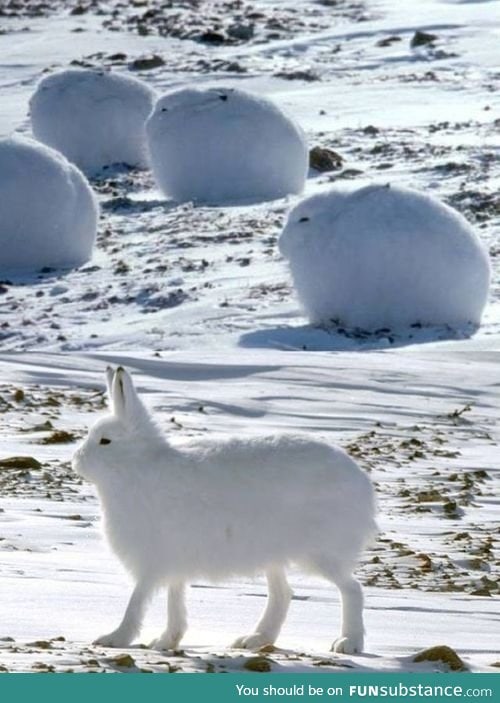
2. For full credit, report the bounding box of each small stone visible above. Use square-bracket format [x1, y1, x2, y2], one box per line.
[227, 23, 254, 41]
[130, 55, 165, 71]
[411, 31, 437, 48]
[70, 5, 89, 15]
[310, 146, 343, 172]
[27, 640, 52, 649]
[112, 654, 135, 668]
[413, 645, 467, 671]
[243, 656, 272, 672]
[199, 30, 227, 44]
[377, 36, 402, 47]
[275, 69, 319, 82]
[0, 456, 42, 471]
[41, 430, 77, 444]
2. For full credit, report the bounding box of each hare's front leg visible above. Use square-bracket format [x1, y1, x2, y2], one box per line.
[150, 583, 187, 651]
[232, 568, 292, 650]
[94, 581, 153, 648]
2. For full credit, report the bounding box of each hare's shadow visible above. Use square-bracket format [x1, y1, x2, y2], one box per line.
[0, 266, 80, 288]
[238, 322, 479, 352]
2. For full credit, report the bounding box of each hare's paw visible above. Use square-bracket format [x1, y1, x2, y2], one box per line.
[331, 634, 363, 655]
[150, 631, 183, 651]
[231, 632, 274, 650]
[93, 629, 134, 648]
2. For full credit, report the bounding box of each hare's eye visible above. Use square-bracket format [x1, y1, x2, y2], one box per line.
[299, 216, 310, 223]
[100, 438, 111, 446]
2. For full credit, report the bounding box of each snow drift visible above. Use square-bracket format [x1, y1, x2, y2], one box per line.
[146, 86, 308, 204]
[0, 136, 98, 271]
[279, 184, 491, 330]
[30, 69, 157, 175]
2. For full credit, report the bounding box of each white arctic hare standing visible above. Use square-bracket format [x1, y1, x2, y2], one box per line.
[72, 367, 376, 653]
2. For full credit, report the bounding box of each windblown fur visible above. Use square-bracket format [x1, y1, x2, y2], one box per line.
[73, 367, 376, 653]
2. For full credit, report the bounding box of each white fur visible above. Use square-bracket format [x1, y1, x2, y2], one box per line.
[72, 367, 376, 653]
[279, 183, 491, 330]
[145, 86, 308, 204]
[0, 136, 98, 271]
[30, 69, 157, 176]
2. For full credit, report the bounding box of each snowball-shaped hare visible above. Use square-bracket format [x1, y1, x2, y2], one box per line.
[279, 184, 491, 331]
[0, 136, 98, 271]
[73, 367, 376, 653]
[146, 87, 308, 204]
[30, 69, 157, 176]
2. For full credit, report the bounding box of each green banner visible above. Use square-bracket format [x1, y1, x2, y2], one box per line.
[0, 673, 498, 703]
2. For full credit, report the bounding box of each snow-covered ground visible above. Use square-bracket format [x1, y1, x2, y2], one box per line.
[0, 0, 498, 676]
[0, 0, 498, 351]
[0, 350, 498, 672]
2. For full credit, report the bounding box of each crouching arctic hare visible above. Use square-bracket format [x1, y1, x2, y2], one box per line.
[72, 367, 376, 653]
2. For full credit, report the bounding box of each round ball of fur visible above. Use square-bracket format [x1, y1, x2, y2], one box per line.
[279, 184, 491, 330]
[146, 86, 308, 204]
[0, 136, 98, 271]
[30, 69, 157, 175]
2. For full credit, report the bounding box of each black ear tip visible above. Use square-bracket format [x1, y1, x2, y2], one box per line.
[116, 366, 125, 373]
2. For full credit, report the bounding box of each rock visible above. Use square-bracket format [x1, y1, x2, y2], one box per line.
[70, 5, 89, 15]
[199, 30, 227, 44]
[275, 69, 319, 82]
[130, 55, 165, 71]
[27, 640, 52, 649]
[0, 456, 42, 470]
[112, 654, 135, 668]
[377, 36, 402, 47]
[227, 23, 254, 41]
[413, 645, 467, 671]
[411, 31, 437, 48]
[310, 146, 343, 172]
[243, 656, 272, 672]
[41, 430, 77, 444]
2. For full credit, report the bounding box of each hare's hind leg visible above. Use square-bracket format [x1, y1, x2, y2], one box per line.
[313, 556, 364, 654]
[94, 580, 153, 648]
[232, 567, 292, 650]
[150, 582, 187, 651]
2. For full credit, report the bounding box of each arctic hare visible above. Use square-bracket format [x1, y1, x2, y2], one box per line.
[72, 367, 376, 653]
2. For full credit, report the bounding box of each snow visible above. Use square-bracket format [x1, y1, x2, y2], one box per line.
[279, 184, 491, 331]
[146, 87, 308, 204]
[0, 350, 498, 672]
[0, 0, 498, 676]
[0, 136, 98, 272]
[0, 0, 497, 350]
[30, 69, 157, 176]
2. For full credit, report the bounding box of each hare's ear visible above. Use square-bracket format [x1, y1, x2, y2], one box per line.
[111, 366, 146, 424]
[105, 366, 115, 409]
